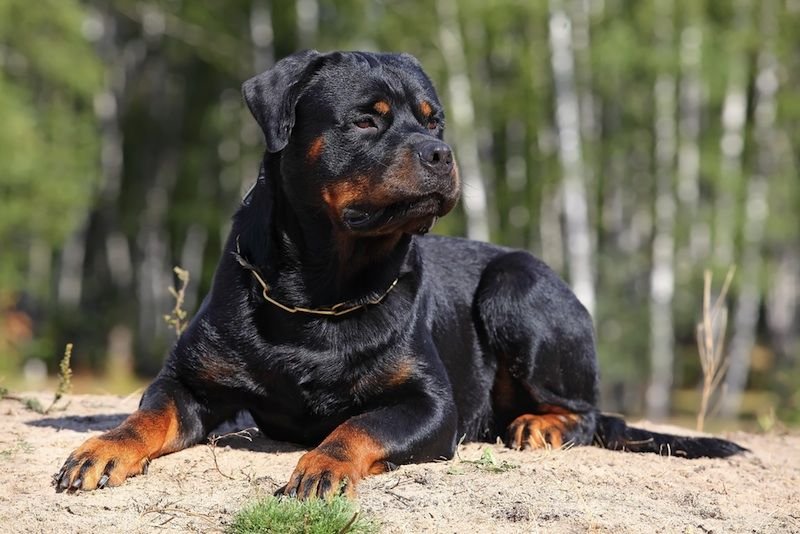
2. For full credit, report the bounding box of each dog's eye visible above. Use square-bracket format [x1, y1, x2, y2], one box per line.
[426, 119, 439, 130]
[354, 117, 378, 130]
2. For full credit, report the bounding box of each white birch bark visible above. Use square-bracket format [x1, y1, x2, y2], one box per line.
[571, 0, 598, 147]
[646, 0, 677, 421]
[436, 0, 490, 242]
[505, 120, 529, 240]
[714, 0, 750, 265]
[180, 224, 207, 313]
[537, 126, 564, 273]
[571, 0, 600, 282]
[722, 2, 779, 416]
[93, 8, 130, 290]
[57, 228, 86, 307]
[26, 239, 51, 296]
[250, 1, 275, 72]
[240, 1, 275, 195]
[57, 6, 127, 307]
[548, 0, 595, 316]
[676, 22, 706, 261]
[295, 0, 319, 49]
[766, 250, 799, 361]
[539, 185, 565, 274]
[135, 16, 176, 348]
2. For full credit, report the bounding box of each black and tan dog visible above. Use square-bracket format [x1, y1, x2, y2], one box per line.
[54, 50, 744, 499]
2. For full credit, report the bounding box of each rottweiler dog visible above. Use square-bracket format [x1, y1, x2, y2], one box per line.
[54, 50, 745, 499]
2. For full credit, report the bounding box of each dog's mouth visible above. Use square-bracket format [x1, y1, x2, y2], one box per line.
[342, 194, 444, 234]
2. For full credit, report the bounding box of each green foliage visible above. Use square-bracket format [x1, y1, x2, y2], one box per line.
[229, 496, 377, 534]
[0, 0, 102, 291]
[0, 0, 797, 422]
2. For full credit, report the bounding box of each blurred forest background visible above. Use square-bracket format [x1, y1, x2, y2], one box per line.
[1, 0, 798, 426]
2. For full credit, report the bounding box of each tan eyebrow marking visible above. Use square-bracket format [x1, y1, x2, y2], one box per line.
[373, 100, 391, 115]
[307, 136, 324, 163]
[420, 101, 433, 118]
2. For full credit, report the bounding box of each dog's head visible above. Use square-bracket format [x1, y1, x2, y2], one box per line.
[242, 50, 460, 236]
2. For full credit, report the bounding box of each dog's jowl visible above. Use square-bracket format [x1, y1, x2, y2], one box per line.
[55, 50, 745, 499]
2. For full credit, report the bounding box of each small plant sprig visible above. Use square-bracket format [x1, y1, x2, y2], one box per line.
[448, 445, 518, 475]
[44, 343, 74, 414]
[696, 267, 736, 432]
[2, 344, 74, 414]
[465, 446, 519, 473]
[163, 267, 190, 336]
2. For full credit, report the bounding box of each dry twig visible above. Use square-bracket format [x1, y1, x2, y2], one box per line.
[206, 427, 258, 480]
[696, 266, 736, 431]
[164, 267, 191, 336]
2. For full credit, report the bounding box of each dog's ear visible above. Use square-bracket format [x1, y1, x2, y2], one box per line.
[242, 49, 324, 153]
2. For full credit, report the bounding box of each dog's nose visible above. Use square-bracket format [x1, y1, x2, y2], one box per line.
[418, 141, 454, 176]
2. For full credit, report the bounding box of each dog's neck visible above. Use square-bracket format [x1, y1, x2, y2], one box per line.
[233, 163, 412, 308]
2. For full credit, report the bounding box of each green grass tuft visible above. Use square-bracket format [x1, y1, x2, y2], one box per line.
[228, 496, 378, 534]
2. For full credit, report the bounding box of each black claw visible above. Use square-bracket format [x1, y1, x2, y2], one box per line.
[300, 476, 318, 499]
[317, 472, 333, 498]
[71, 478, 82, 491]
[98, 474, 109, 489]
[142, 459, 150, 475]
[284, 473, 303, 499]
[337, 476, 350, 496]
[273, 485, 287, 497]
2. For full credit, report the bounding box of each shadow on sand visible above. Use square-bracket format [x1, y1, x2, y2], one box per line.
[26, 409, 304, 454]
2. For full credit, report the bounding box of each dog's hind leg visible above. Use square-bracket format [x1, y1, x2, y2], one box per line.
[474, 251, 599, 450]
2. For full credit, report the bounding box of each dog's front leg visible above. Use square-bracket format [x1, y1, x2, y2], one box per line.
[279, 377, 457, 500]
[54, 372, 220, 492]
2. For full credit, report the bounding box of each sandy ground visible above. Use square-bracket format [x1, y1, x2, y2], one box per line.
[0, 393, 798, 534]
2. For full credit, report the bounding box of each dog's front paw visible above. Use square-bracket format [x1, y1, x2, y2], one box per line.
[276, 449, 361, 500]
[53, 435, 150, 493]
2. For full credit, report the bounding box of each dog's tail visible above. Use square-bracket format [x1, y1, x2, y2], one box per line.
[593, 414, 747, 459]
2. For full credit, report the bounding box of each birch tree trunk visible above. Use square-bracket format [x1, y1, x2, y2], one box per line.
[675, 20, 706, 262]
[26, 239, 51, 298]
[436, 0, 490, 242]
[714, 0, 750, 266]
[295, 0, 319, 49]
[722, 0, 779, 417]
[538, 123, 564, 272]
[241, 0, 275, 194]
[548, 0, 595, 316]
[94, 8, 132, 291]
[766, 250, 799, 365]
[505, 119, 529, 245]
[646, 0, 677, 421]
[134, 9, 178, 361]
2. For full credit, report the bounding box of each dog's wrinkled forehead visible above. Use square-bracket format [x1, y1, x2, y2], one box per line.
[242, 50, 439, 152]
[316, 52, 438, 100]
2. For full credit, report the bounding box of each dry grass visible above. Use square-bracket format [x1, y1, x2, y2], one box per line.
[44, 343, 73, 414]
[163, 266, 191, 336]
[207, 427, 259, 480]
[696, 267, 736, 432]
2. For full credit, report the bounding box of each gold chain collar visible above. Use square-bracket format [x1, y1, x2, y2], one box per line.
[234, 236, 399, 317]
